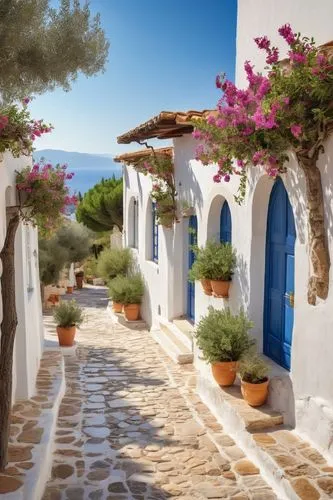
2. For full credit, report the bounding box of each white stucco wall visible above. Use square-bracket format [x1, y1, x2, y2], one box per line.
[0, 153, 44, 401]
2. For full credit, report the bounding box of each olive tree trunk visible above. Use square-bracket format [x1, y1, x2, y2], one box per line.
[0, 209, 20, 470]
[297, 154, 330, 305]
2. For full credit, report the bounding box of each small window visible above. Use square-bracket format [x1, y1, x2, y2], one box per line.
[152, 202, 159, 263]
[133, 199, 138, 248]
[220, 201, 232, 243]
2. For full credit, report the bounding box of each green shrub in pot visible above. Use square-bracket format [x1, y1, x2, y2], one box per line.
[96, 247, 132, 280]
[189, 240, 236, 297]
[239, 351, 270, 407]
[195, 306, 254, 386]
[53, 300, 84, 347]
[108, 275, 128, 312]
[122, 273, 145, 321]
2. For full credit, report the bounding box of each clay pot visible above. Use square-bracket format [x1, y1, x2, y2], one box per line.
[211, 280, 231, 298]
[66, 286, 73, 294]
[211, 361, 237, 386]
[57, 326, 76, 347]
[201, 279, 212, 296]
[75, 276, 83, 289]
[113, 302, 123, 313]
[124, 304, 140, 321]
[241, 379, 269, 407]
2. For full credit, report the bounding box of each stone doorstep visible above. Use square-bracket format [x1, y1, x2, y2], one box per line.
[151, 323, 193, 365]
[107, 302, 148, 329]
[219, 385, 284, 432]
[171, 316, 194, 351]
[197, 374, 331, 500]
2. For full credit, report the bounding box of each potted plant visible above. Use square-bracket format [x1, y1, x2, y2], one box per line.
[195, 306, 254, 386]
[75, 270, 84, 289]
[53, 300, 84, 347]
[239, 352, 269, 407]
[108, 275, 128, 313]
[66, 285, 74, 294]
[123, 273, 145, 321]
[207, 241, 236, 298]
[96, 247, 133, 281]
[188, 244, 214, 296]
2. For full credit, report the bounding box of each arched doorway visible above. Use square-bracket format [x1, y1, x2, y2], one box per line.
[187, 215, 197, 322]
[220, 201, 232, 243]
[264, 178, 295, 370]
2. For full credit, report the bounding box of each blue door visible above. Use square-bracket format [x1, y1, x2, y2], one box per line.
[220, 201, 232, 243]
[187, 215, 197, 322]
[264, 178, 295, 370]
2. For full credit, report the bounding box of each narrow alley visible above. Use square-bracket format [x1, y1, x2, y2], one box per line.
[41, 287, 275, 499]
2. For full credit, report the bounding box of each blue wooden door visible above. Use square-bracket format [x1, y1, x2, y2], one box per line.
[264, 178, 295, 370]
[187, 215, 197, 322]
[220, 201, 232, 243]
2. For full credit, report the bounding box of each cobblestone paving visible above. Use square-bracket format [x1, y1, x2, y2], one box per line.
[42, 286, 276, 500]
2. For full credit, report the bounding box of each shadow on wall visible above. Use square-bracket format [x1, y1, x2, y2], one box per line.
[175, 144, 204, 218]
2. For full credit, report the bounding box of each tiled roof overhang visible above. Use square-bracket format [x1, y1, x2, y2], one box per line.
[114, 147, 173, 165]
[117, 110, 213, 144]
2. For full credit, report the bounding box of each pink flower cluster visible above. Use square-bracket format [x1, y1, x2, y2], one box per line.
[29, 119, 53, 141]
[16, 161, 77, 230]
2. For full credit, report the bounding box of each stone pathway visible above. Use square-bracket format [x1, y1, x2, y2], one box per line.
[41, 286, 276, 500]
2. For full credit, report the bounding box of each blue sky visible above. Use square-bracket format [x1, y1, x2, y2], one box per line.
[30, 0, 237, 155]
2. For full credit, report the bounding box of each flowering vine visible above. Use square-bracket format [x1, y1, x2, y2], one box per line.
[193, 25, 333, 305]
[134, 151, 177, 227]
[0, 98, 52, 157]
[16, 161, 77, 235]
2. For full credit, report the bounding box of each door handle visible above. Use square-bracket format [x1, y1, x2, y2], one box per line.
[284, 291, 294, 308]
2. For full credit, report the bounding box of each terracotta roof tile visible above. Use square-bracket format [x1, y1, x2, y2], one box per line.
[117, 110, 213, 144]
[114, 147, 173, 165]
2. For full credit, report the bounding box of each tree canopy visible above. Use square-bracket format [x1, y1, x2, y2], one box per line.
[39, 221, 92, 285]
[76, 176, 123, 232]
[0, 0, 109, 103]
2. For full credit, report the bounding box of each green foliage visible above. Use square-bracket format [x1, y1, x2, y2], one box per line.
[122, 273, 145, 305]
[0, 0, 109, 103]
[39, 221, 92, 285]
[53, 300, 84, 328]
[239, 351, 269, 384]
[96, 247, 132, 280]
[108, 275, 128, 303]
[189, 240, 236, 281]
[83, 256, 98, 277]
[56, 222, 93, 263]
[195, 307, 255, 363]
[76, 177, 123, 232]
[39, 237, 68, 286]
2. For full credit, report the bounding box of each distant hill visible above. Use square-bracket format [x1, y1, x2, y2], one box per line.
[34, 149, 122, 194]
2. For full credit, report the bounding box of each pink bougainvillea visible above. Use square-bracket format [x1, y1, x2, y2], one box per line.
[16, 161, 77, 234]
[193, 24, 333, 202]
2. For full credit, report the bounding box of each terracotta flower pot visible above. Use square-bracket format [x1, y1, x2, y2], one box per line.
[112, 302, 123, 313]
[66, 286, 73, 294]
[201, 279, 213, 296]
[211, 280, 231, 298]
[241, 379, 269, 407]
[75, 276, 83, 289]
[124, 304, 140, 321]
[57, 326, 76, 347]
[211, 361, 237, 386]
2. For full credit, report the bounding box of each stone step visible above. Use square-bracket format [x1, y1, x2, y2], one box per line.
[249, 428, 333, 500]
[197, 368, 332, 499]
[151, 323, 193, 365]
[106, 302, 148, 330]
[171, 316, 194, 350]
[219, 384, 283, 431]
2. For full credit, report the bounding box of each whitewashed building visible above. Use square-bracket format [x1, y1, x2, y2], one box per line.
[116, 0, 333, 491]
[0, 152, 44, 400]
